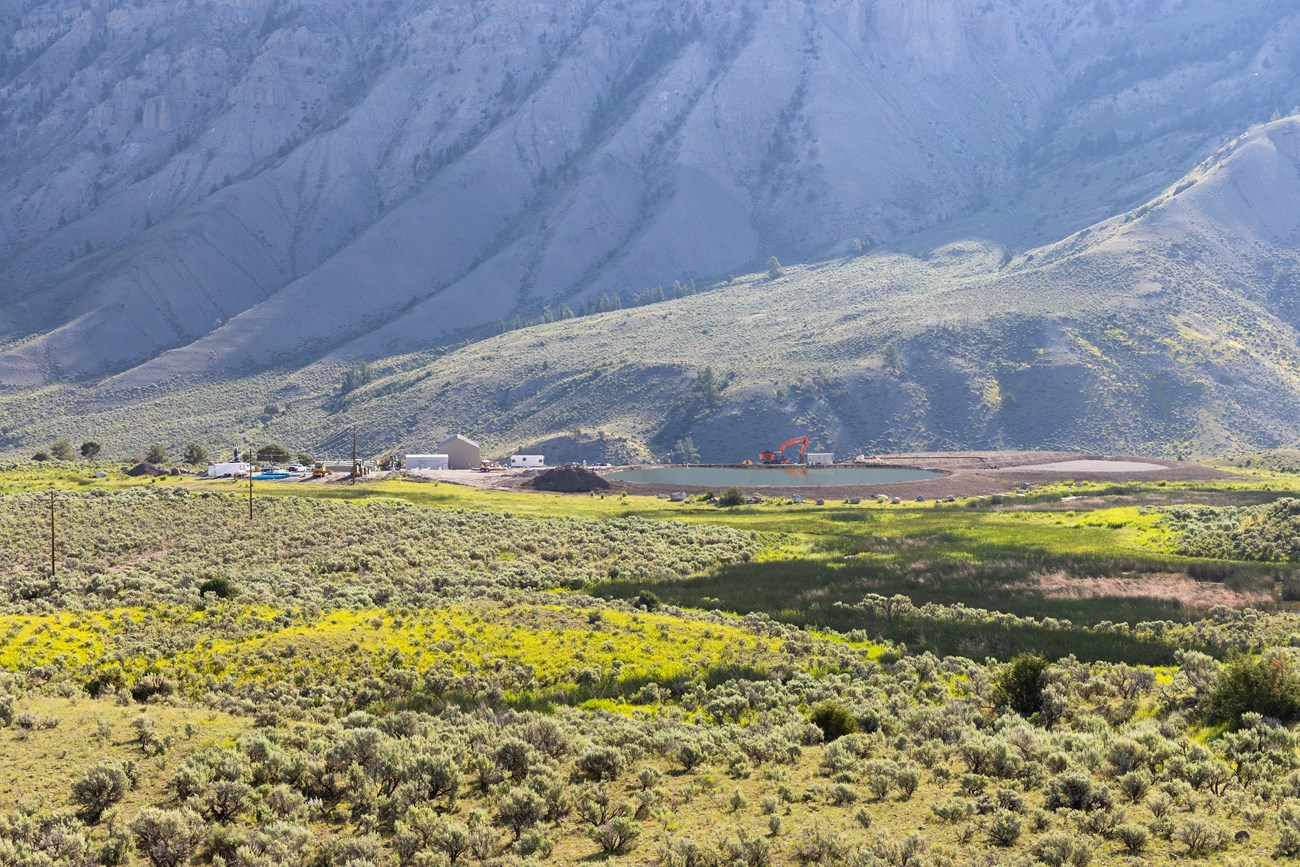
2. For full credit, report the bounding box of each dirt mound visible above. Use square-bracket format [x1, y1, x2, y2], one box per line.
[125, 462, 166, 477]
[530, 465, 611, 493]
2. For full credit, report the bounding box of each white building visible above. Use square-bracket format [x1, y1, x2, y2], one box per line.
[207, 462, 251, 478]
[806, 453, 834, 466]
[510, 455, 545, 468]
[406, 454, 450, 471]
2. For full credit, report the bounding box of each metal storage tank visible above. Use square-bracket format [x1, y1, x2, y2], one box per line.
[436, 435, 481, 470]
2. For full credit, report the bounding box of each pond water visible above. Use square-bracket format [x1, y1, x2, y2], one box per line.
[608, 465, 944, 488]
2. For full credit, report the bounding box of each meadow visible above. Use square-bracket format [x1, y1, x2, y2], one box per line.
[1, 463, 1300, 863]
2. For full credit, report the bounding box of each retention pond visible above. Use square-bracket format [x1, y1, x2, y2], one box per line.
[608, 465, 944, 488]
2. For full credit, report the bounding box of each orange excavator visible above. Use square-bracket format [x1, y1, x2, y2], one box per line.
[759, 435, 809, 465]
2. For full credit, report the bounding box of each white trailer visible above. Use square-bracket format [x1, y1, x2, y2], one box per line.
[806, 453, 834, 466]
[510, 455, 545, 468]
[207, 462, 251, 478]
[406, 454, 450, 471]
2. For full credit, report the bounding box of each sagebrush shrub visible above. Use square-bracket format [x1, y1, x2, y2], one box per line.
[71, 759, 132, 822]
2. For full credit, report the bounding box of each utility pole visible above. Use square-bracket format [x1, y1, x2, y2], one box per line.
[248, 442, 254, 521]
[351, 428, 357, 485]
[48, 490, 55, 578]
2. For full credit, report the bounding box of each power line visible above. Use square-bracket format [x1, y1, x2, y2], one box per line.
[313, 428, 355, 456]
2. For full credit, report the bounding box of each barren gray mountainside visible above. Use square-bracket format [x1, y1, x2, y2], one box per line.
[1, 0, 1299, 392]
[3, 116, 1300, 460]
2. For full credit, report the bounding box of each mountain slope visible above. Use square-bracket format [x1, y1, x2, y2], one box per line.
[2, 0, 1299, 391]
[327, 119, 1300, 460]
[3, 117, 1300, 460]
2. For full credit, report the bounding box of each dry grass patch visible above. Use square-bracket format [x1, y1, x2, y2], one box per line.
[1030, 570, 1272, 611]
[0, 695, 247, 813]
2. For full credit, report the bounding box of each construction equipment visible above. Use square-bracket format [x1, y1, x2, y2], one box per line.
[312, 462, 328, 478]
[759, 436, 809, 465]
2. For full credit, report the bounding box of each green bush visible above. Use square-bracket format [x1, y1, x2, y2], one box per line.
[197, 576, 236, 599]
[1043, 770, 1114, 812]
[1206, 650, 1300, 724]
[809, 702, 858, 742]
[633, 589, 661, 611]
[993, 654, 1050, 718]
[717, 487, 746, 507]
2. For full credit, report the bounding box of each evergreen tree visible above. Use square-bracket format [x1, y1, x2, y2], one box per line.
[674, 437, 700, 463]
[693, 367, 722, 410]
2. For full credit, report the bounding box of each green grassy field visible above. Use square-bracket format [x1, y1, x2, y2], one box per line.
[229, 473, 1297, 661]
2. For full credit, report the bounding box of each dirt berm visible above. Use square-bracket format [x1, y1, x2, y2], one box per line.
[530, 465, 611, 493]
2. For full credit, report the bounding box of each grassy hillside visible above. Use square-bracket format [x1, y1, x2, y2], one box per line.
[4, 119, 1300, 461]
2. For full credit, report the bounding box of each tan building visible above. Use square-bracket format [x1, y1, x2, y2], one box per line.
[436, 435, 481, 470]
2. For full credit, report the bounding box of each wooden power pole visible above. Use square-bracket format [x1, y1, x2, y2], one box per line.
[48, 489, 55, 578]
[248, 443, 254, 520]
[351, 428, 358, 485]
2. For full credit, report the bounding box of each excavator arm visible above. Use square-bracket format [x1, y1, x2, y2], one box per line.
[759, 435, 809, 464]
[777, 436, 809, 461]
